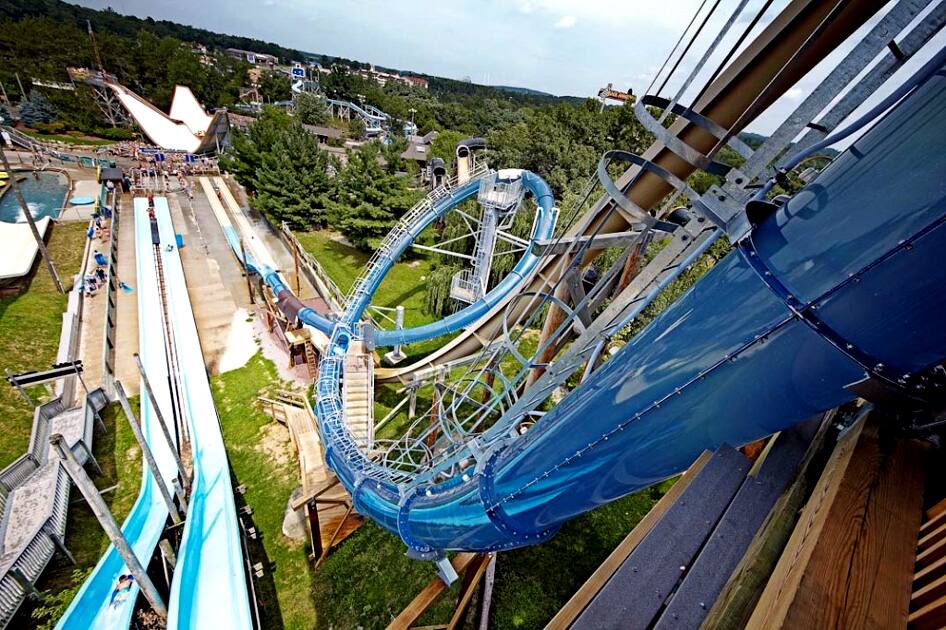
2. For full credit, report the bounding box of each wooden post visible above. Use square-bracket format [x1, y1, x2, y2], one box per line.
[115, 381, 182, 525]
[0, 148, 63, 293]
[50, 433, 168, 620]
[133, 353, 188, 491]
[306, 498, 323, 562]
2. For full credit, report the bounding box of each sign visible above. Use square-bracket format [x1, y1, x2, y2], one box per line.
[291, 65, 306, 79]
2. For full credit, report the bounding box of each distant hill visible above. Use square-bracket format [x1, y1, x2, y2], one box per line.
[2, 0, 304, 62]
[492, 85, 554, 97]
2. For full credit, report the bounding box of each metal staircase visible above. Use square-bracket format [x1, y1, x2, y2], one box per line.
[450, 172, 525, 303]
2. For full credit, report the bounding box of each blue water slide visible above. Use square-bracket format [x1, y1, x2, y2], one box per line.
[313, 58, 946, 553]
[56, 199, 181, 629]
[152, 199, 252, 629]
[221, 169, 556, 346]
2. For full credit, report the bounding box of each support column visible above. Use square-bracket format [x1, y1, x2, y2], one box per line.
[134, 353, 188, 491]
[50, 433, 168, 619]
[115, 381, 182, 525]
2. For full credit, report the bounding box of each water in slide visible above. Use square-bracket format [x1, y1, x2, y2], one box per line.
[309, 59, 946, 553]
[56, 199, 180, 629]
[152, 198, 252, 629]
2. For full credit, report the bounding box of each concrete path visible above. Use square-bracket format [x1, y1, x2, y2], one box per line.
[169, 191, 254, 374]
[112, 192, 140, 395]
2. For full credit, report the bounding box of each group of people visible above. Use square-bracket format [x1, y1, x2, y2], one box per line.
[85, 207, 111, 243]
[82, 248, 132, 297]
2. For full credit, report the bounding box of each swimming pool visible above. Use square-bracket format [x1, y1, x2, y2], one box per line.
[0, 171, 68, 223]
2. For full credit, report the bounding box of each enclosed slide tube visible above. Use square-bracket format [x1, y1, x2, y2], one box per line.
[56, 199, 181, 629]
[152, 198, 252, 629]
[314, 61, 946, 553]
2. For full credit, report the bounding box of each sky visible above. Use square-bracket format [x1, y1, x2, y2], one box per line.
[72, 0, 945, 135]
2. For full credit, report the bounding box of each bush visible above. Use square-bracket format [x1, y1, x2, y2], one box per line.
[33, 120, 70, 135]
[94, 127, 137, 141]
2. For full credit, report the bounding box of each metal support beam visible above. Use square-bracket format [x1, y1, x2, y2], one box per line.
[133, 353, 189, 491]
[9, 568, 44, 601]
[534, 230, 643, 256]
[115, 380, 182, 525]
[43, 523, 76, 565]
[50, 433, 168, 620]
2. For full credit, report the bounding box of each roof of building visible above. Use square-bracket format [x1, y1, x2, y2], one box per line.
[303, 124, 345, 139]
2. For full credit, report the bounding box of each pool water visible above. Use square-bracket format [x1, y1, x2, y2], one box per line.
[0, 171, 68, 223]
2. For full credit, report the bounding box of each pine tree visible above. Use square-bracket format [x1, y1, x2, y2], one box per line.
[252, 122, 335, 229]
[330, 144, 422, 250]
[19, 90, 56, 127]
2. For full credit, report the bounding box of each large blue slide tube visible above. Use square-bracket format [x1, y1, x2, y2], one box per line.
[322, 61, 946, 552]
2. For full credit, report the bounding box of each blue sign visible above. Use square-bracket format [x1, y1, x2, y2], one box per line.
[291, 65, 306, 78]
[155, 153, 166, 162]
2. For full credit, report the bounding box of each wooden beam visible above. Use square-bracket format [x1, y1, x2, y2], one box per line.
[916, 555, 946, 591]
[746, 414, 926, 629]
[545, 450, 713, 629]
[927, 497, 946, 521]
[447, 553, 491, 630]
[387, 553, 479, 630]
[921, 506, 946, 536]
[919, 522, 946, 553]
[534, 231, 642, 256]
[908, 593, 946, 629]
[702, 411, 835, 630]
[912, 573, 946, 610]
[917, 537, 946, 570]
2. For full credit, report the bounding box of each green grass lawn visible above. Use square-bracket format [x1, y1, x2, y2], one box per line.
[294, 230, 455, 361]
[214, 352, 467, 629]
[20, 129, 115, 147]
[212, 352, 315, 630]
[0, 221, 87, 468]
[26, 399, 142, 629]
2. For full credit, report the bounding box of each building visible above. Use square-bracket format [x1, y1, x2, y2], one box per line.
[226, 48, 279, 68]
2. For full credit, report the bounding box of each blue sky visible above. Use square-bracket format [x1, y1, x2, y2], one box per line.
[73, 0, 945, 135]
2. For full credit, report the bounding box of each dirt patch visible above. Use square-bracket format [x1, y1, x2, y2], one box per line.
[255, 422, 293, 469]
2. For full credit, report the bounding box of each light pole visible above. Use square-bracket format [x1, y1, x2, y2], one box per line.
[409, 108, 417, 134]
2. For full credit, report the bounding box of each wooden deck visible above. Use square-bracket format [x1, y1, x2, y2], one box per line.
[260, 394, 363, 557]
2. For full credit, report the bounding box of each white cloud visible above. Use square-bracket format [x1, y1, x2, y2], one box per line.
[514, 0, 703, 30]
[554, 14, 577, 29]
[785, 88, 804, 101]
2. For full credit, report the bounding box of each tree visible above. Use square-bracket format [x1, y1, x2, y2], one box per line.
[19, 89, 56, 126]
[257, 71, 291, 102]
[252, 123, 335, 228]
[330, 143, 421, 250]
[293, 92, 329, 126]
[0, 105, 14, 126]
[219, 106, 293, 190]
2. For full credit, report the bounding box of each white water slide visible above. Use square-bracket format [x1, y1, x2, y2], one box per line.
[106, 83, 209, 152]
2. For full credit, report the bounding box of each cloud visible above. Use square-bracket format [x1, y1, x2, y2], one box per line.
[554, 14, 577, 29]
[785, 87, 804, 101]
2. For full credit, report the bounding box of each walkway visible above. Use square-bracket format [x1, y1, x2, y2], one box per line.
[169, 189, 253, 374]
